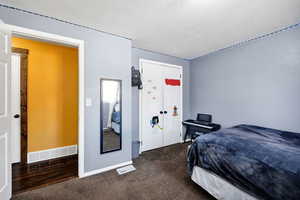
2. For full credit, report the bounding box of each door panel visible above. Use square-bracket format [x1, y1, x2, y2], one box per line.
[0, 25, 12, 200]
[0, 62, 7, 116]
[140, 62, 164, 151]
[0, 133, 8, 192]
[163, 67, 182, 146]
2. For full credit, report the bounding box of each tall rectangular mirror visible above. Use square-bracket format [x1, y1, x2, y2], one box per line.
[100, 79, 122, 153]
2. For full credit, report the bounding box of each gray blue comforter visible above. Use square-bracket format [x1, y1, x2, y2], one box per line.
[187, 124, 300, 200]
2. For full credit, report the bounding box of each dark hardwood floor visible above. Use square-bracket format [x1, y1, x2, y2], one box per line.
[12, 155, 78, 195]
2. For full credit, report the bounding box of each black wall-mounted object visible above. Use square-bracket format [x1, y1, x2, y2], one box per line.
[131, 66, 143, 89]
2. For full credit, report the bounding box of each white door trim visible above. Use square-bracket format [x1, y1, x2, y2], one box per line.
[138, 59, 183, 154]
[5, 24, 86, 178]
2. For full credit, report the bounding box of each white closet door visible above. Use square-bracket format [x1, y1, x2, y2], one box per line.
[140, 62, 164, 152]
[163, 67, 182, 146]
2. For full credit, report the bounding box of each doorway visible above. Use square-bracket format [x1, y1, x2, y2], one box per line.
[11, 48, 28, 165]
[10, 36, 79, 194]
[139, 59, 183, 152]
[0, 23, 85, 200]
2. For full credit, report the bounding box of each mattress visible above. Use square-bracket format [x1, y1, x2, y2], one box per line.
[187, 124, 300, 200]
[192, 166, 258, 200]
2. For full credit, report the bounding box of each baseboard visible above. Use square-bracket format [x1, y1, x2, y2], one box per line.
[27, 145, 78, 164]
[81, 160, 133, 178]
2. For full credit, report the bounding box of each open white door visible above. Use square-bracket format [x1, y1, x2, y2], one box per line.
[0, 22, 12, 200]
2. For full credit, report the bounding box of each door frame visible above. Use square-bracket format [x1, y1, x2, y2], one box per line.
[4, 23, 86, 178]
[138, 59, 183, 154]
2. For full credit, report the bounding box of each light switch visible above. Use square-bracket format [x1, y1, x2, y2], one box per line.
[86, 98, 92, 107]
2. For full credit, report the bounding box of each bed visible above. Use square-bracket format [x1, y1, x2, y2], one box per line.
[187, 124, 300, 200]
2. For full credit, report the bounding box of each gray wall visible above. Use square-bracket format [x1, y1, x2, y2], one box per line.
[190, 26, 300, 133]
[0, 6, 132, 173]
[132, 48, 191, 158]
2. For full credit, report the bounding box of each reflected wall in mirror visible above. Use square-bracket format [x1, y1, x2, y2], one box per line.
[100, 79, 122, 154]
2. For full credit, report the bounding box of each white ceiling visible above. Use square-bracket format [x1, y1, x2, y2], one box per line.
[1, 0, 300, 59]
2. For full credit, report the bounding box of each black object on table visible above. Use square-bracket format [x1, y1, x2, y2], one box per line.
[182, 113, 221, 142]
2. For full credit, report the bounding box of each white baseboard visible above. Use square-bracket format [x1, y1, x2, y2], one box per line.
[27, 145, 78, 164]
[82, 161, 133, 178]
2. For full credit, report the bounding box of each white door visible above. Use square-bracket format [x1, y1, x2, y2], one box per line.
[163, 67, 182, 146]
[140, 60, 182, 152]
[11, 54, 21, 164]
[0, 24, 12, 200]
[140, 62, 164, 151]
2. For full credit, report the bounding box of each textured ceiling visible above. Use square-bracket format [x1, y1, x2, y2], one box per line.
[1, 0, 300, 59]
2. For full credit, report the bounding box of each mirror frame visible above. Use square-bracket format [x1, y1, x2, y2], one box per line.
[100, 78, 122, 154]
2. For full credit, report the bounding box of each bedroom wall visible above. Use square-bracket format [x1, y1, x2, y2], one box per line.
[190, 25, 300, 133]
[0, 5, 132, 173]
[131, 48, 191, 158]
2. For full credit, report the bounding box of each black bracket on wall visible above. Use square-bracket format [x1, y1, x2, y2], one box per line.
[131, 66, 143, 89]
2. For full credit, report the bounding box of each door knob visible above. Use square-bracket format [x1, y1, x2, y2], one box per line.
[159, 111, 163, 114]
[164, 111, 167, 114]
[14, 114, 20, 118]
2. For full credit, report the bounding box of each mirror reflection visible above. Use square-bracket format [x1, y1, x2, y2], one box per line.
[100, 79, 122, 153]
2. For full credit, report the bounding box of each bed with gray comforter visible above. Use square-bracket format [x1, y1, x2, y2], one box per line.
[187, 124, 300, 200]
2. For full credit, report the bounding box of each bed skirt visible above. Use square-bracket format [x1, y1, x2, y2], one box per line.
[192, 166, 258, 200]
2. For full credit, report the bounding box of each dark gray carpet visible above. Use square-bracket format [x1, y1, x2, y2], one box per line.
[13, 143, 215, 200]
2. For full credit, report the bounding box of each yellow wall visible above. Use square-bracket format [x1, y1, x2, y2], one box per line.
[12, 37, 78, 152]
